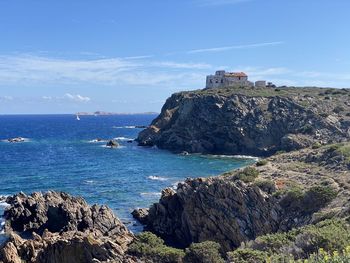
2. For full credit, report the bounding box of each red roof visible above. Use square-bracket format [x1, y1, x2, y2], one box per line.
[224, 72, 247, 77]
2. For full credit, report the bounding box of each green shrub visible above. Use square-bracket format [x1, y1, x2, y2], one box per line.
[279, 185, 337, 213]
[256, 159, 268, 166]
[235, 167, 259, 183]
[302, 185, 337, 213]
[227, 248, 268, 263]
[242, 219, 350, 260]
[253, 179, 276, 194]
[312, 142, 322, 149]
[183, 241, 224, 263]
[128, 232, 185, 263]
[279, 186, 304, 210]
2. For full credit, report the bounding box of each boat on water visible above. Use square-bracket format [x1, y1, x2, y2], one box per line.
[76, 115, 80, 121]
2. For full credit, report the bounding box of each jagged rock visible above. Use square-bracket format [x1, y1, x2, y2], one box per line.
[145, 178, 281, 252]
[0, 191, 134, 263]
[131, 208, 149, 225]
[106, 140, 119, 148]
[137, 88, 350, 156]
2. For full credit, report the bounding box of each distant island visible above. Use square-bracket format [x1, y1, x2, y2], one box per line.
[75, 111, 158, 116]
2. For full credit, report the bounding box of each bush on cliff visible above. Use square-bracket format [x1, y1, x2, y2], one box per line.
[227, 248, 268, 263]
[183, 241, 225, 263]
[278, 185, 337, 213]
[234, 219, 350, 260]
[256, 159, 268, 166]
[128, 232, 185, 263]
[235, 167, 259, 183]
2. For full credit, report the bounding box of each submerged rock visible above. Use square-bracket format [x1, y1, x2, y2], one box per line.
[7, 137, 24, 143]
[106, 140, 119, 148]
[0, 191, 134, 263]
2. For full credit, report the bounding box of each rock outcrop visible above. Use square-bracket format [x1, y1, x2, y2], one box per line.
[0, 191, 135, 263]
[144, 181, 281, 252]
[106, 140, 119, 148]
[141, 143, 350, 252]
[137, 87, 350, 156]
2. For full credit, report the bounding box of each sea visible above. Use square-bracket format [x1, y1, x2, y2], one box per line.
[0, 114, 255, 240]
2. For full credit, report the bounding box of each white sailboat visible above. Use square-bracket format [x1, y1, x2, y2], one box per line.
[76, 114, 80, 121]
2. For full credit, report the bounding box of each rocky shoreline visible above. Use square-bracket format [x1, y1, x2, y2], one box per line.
[2, 86, 350, 262]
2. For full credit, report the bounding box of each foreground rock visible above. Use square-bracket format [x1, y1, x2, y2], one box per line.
[141, 143, 350, 252]
[0, 191, 134, 263]
[137, 87, 350, 156]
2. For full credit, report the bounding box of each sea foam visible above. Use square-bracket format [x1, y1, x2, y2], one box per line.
[147, 176, 168, 181]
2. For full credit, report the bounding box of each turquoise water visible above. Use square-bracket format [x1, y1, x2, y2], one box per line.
[0, 114, 255, 234]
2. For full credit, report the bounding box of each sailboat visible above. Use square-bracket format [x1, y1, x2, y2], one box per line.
[76, 114, 80, 121]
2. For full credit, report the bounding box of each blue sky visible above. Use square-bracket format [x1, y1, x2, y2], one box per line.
[0, 0, 350, 114]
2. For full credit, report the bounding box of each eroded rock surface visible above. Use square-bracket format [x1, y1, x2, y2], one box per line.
[142, 143, 350, 252]
[0, 191, 135, 263]
[137, 87, 350, 156]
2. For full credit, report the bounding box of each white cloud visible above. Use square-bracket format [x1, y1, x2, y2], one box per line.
[0, 95, 13, 101]
[41, 94, 91, 103]
[64, 93, 91, 102]
[187, 41, 284, 54]
[0, 54, 209, 88]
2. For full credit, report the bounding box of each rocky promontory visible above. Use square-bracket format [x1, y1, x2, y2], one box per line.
[137, 86, 350, 156]
[0, 191, 135, 263]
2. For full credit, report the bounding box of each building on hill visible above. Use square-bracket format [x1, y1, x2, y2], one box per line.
[205, 70, 266, 89]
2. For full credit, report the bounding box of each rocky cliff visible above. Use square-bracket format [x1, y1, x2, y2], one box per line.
[137, 142, 350, 253]
[137, 86, 350, 156]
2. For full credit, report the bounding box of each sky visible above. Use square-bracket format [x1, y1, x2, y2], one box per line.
[0, 0, 350, 114]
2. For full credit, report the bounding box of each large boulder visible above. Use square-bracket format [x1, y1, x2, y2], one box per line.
[144, 178, 281, 252]
[0, 191, 135, 263]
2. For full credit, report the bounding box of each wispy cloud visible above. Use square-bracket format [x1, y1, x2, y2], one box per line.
[187, 41, 284, 54]
[195, 0, 252, 7]
[0, 54, 209, 87]
[64, 93, 91, 102]
[0, 95, 13, 101]
[41, 94, 91, 103]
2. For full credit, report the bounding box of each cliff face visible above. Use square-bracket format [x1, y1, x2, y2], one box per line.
[141, 143, 350, 252]
[137, 87, 350, 156]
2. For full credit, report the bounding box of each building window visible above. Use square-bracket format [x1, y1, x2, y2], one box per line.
[210, 79, 212, 83]
[215, 79, 218, 83]
[221, 79, 223, 83]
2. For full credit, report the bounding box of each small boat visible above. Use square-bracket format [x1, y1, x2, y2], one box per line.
[76, 115, 80, 121]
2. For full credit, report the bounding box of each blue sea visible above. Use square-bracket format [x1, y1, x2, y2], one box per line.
[0, 114, 255, 237]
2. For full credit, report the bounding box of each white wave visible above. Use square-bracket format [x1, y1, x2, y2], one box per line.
[148, 176, 168, 181]
[1, 137, 30, 143]
[101, 145, 126, 149]
[140, 192, 161, 197]
[112, 126, 136, 129]
[88, 139, 106, 143]
[203, 154, 259, 161]
[114, 137, 135, 141]
[84, 180, 94, 184]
